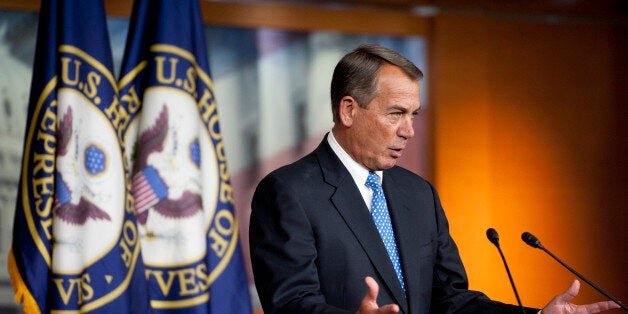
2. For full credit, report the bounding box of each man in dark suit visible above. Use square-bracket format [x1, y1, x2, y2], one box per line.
[249, 44, 620, 314]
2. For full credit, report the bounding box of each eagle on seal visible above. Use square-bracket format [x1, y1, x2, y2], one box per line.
[54, 106, 112, 225]
[132, 105, 203, 225]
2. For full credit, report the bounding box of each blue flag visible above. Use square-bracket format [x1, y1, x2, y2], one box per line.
[8, 0, 151, 312]
[118, 0, 252, 312]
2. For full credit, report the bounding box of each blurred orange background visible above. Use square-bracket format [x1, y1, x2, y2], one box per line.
[428, 11, 627, 310]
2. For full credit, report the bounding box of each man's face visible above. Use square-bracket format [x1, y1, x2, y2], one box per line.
[344, 64, 421, 171]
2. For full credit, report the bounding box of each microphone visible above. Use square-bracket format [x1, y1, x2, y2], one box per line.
[521, 232, 627, 311]
[486, 228, 526, 314]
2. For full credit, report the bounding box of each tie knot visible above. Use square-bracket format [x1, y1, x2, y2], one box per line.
[365, 172, 381, 190]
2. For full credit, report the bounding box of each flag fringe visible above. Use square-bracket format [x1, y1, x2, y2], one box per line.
[7, 249, 41, 314]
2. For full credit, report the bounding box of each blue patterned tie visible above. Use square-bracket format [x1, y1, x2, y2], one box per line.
[365, 172, 405, 294]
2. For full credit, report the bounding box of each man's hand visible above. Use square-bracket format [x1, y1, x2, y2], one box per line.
[356, 276, 400, 314]
[541, 280, 621, 314]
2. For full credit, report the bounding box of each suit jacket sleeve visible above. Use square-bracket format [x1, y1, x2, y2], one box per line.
[250, 173, 352, 314]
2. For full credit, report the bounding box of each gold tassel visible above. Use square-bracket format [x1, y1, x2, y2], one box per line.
[7, 248, 41, 314]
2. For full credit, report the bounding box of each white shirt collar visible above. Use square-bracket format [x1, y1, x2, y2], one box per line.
[327, 131, 383, 189]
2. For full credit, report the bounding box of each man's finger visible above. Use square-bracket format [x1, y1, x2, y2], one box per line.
[556, 279, 580, 304]
[580, 300, 621, 313]
[379, 303, 400, 313]
[364, 276, 379, 302]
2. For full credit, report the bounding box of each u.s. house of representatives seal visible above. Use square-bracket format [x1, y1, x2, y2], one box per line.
[22, 45, 142, 311]
[120, 44, 239, 309]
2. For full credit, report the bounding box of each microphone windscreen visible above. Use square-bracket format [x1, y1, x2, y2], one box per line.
[521, 232, 542, 248]
[486, 228, 499, 246]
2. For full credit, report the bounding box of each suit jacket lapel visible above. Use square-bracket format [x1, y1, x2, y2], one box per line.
[315, 139, 408, 312]
[383, 171, 424, 313]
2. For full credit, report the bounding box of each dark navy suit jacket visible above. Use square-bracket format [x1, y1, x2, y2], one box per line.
[250, 137, 537, 313]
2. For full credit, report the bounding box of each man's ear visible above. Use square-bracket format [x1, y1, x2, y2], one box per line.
[338, 96, 357, 127]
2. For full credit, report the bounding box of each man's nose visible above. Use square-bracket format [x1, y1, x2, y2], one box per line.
[398, 117, 415, 139]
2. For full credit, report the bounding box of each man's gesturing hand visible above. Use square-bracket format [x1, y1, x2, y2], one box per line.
[356, 276, 400, 314]
[541, 280, 621, 314]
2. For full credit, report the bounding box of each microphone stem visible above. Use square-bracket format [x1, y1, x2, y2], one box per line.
[539, 246, 628, 311]
[496, 244, 526, 314]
